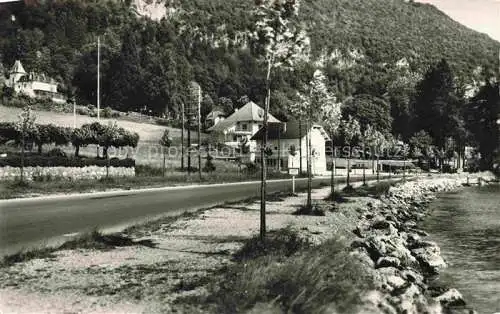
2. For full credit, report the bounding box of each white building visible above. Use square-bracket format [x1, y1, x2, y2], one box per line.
[205, 110, 226, 129]
[5, 60, 66, 104]
[251, 120, 330, 175]
[207, 101, 281, 161]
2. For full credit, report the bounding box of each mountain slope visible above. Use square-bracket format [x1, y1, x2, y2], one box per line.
[0, 0, 498, 118]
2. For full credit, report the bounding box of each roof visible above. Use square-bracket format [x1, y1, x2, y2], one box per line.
[10, 60, 26, 74]
[251, 119, 330, 141]
[208, 101, 280, 132]
[206, 110, 225, 120]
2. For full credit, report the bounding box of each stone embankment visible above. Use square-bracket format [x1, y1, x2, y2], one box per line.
[351, 173, 496, 314]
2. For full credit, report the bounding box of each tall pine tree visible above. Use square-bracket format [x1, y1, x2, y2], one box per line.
[466, 81, 500, 170]
[108, 29, 143, 112]
[413, 59, 461, 148]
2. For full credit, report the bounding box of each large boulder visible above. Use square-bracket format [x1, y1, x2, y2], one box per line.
[434, 289, 466, 307]
[412, 243, 447, 275]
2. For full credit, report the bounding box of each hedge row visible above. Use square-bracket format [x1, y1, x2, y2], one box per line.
[0, 156, 135, 168]
[0, 121, 140, 157]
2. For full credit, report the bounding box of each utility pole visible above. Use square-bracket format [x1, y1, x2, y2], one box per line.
[181, 100, 185, 171]
[96, 36, 101, 158]
[73, 101, 76, 128]
[97, 36, 100, 121]
[198, 84, 202, 180]
[277, 122, 281, 171]
[187, 116, 191, 174]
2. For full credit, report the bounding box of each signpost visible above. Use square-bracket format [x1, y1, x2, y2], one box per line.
[289, 168, 299, 194]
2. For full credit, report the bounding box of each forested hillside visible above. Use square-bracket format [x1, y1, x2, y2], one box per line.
[0, 0, 498, 122]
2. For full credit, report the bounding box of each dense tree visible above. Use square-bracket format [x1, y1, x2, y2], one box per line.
[465, 81, 500, 170]
[342, 94, 392, 135]
[107, 30, 142, 111]
[412, 59, 463, 148]
[387, 71, 421, 140]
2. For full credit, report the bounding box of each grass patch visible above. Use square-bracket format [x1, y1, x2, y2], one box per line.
[1, 247, 57, 267]
[1, 229, 156, 267]
[324, 191, 350, 203]
[293, 203, 326, 216]
[202, 231, 373, 314]
[58, 229, 156, 251]
[0, 167, 291, 200]
[340, 181, 399, 198]
[233, 228, 310, 262]
[123, 210, 202, 237]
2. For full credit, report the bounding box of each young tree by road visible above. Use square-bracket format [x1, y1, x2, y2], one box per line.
[340, 115, 361, 188]
[322, 100, 342, 200]
[159, 129, 172, 177]
[252, 0, 310, 239]
[361, 124, 375, 186]
[15, 106, 37, 183]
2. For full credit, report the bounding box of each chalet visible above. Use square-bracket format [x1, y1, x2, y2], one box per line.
[205, 110, 226, 128]
[208, 101, 281, 161]
[251, 119, 330, 175]
[5, 60, 66, 104]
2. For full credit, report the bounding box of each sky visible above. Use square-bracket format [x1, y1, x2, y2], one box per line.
[418, 0, 500, 42]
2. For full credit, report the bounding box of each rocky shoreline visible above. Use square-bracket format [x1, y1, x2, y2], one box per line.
[349, 173, 496, 314]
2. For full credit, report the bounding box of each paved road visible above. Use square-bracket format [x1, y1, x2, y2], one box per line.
[0, 174, 394, 255]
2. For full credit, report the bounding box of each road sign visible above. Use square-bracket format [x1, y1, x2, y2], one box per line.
[289, 168, 299, 176]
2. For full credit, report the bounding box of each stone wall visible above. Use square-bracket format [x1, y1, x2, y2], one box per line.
[0, 166, 135, 181]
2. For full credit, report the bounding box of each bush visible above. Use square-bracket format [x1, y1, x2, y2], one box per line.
[244, 162, 260, 174]
[442, 164, 457, 173]
[102, 107, 112, 118]
[0, 155, 135, 168]
[136, 164, 163, 176]
[233, 228, 309, 262]
[47, 148, 66, 157]
[76, 107, 90, 116]
[203, 154, 216, 172]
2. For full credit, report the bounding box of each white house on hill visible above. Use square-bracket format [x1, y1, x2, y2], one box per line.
[5, 60, 66, 104]
[205, 110, 226, 129]
[251, 119, 330, 175]
[208, 101, 281, 161]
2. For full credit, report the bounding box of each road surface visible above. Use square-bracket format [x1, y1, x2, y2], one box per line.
[0, 174, 393, 255]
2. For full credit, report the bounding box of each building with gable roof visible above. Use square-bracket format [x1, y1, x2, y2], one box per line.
[205, 110, 226, 129]
[208, 101, 281, 161]
[251, 119, 330, 175]
[4, 60, 66, 104]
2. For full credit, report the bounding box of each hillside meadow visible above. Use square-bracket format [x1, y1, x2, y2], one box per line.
[0, 105, 208, 167]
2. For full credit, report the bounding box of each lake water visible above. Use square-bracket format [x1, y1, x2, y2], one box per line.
[422, 184, 500, 313]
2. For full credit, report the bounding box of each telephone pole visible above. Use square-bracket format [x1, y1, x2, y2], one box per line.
[198, 84, 202, 180]
[97, 36, 100, 121]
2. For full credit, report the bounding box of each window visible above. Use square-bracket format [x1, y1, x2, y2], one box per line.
[242, 123, 248, 131]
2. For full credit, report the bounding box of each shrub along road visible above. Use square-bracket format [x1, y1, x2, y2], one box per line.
[0, 174, 397, 256]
